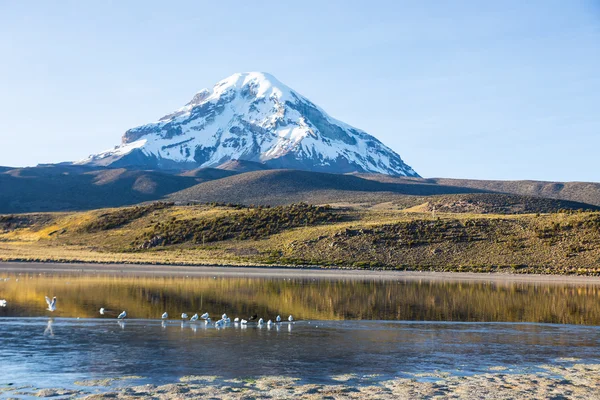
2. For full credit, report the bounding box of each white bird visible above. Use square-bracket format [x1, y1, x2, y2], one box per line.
[222, 313, 228, 320]
[200, 312, 209, 320]
[190, 313, 199, 322]
[181, 313, 188, 320]
[288, 315, 294, 322]
[45, 296, 57, 312]
[99, 308, 105, 315]
[267, 319, 272, 326]
[117, 311, 127, 319]
[234, 317, 239, 323]
[205, 317, 211, 324]
[276, 315, 281, 323]
[215, 319, 224, 327]
[224, 317, 231, 324]
[240, 319, 248, 325]
[0, 299, 7, 307]
[162, 312, 168, 319]
[258, 318, 264, 325]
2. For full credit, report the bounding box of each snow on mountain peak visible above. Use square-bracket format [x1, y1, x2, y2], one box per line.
[80, 72, 419, 177]
[214, 72, 289, 99]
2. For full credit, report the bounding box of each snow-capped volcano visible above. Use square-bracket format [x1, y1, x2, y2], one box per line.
[80, 72, 419, 176]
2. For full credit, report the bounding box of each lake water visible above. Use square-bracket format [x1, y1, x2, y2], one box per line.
[2, 270, 600, 393]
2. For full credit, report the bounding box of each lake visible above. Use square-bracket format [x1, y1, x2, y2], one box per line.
[2, 270, 600, 323]
[2, 267, 600, 397]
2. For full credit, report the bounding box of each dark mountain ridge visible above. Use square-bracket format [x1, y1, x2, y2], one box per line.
[1, 163, 599, 213]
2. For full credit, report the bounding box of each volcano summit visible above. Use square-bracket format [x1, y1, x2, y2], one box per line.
[80, 72, 418, 176]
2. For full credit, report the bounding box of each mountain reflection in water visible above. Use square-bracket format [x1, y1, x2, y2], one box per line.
[1, 273, 600, 325]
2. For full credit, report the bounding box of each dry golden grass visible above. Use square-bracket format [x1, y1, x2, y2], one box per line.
[1, 204, 599, 275]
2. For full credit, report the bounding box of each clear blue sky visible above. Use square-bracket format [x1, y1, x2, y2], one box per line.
[1, 1, 599, 181]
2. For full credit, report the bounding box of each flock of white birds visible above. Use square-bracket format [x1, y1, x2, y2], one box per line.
[154, 311, 294, 327]
[43, 296, 294, 327]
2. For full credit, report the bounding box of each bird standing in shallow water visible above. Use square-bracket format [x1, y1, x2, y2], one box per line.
[288, 315, 294, 322]
[0, 299, 6, 307]
[99, 308, 105, 315]
[200, 312, 209, 320]
[240, 319, 248, 325]
[181, 313, 188, 320]
[190, 314, 199, 322]
[45, 296, 57, 312]
[276, 315, 281, 323]
[162, 312, 168, 319]
[117, 311, 127, 319]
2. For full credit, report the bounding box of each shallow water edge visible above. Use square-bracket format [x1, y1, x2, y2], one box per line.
[3, 261, 600, 283]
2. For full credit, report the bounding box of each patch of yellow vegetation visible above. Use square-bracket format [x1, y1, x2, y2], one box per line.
[402, 202, 431, 213]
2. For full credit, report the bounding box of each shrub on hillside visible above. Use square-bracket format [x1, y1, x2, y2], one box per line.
[134, 203, 340, 247]
[82, 202, 173, 232]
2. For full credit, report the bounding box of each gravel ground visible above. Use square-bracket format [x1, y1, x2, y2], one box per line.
[2, 363, 600, 399]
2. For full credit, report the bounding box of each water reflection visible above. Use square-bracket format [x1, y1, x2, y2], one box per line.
[43, 318, 54, 337]
[1, 273, 600, 325]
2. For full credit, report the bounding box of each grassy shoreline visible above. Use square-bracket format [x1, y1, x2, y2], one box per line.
[1, 203, 599, 276]
[4, 261, 600, 284]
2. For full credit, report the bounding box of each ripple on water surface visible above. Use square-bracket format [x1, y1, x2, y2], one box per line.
[1, 318, 600, 390]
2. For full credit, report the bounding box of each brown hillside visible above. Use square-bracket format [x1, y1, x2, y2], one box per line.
[357, 174, 600, 207]
[216, 159, 271, 173]
[167, 169, 483, 206]
[0, 166, 198, 213]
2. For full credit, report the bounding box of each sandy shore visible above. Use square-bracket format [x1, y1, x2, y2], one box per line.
[2, 261, 600, 284]
[2, 363, 600, 399]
